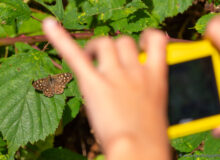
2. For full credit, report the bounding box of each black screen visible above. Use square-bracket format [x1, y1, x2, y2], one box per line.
[168, 57, 220, 125]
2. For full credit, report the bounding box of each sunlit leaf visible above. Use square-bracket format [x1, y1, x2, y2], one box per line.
[0, 46, 67, 157]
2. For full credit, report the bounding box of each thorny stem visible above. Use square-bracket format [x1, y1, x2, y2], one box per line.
[0, 31, 191, 70]
[0, 31, 192, 47]
[0, 32, 94, 46]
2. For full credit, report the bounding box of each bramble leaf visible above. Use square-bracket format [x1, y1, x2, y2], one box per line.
[62, 97, 81, 126]
[195, 13, 219, 34]
[19, 135, 54, 160]
[151, 0, 194, 24]
[0, 0, 31, 25]
[0, 135, 7, 154]
[18, 12, 50, 36]
[177, 132, 220, 159]
[63, 2, 89, 30]
[94, 155, 105, 160]
[171, 132, 207, 152]
[0, 46, 67, 157]
[94, 26, 111, 36]
[34, 0, 64, 21]
[0, 24, 16, 38]
[203, 132, 220, 155]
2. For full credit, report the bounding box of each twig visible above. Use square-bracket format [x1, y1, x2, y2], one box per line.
[42, 42, 50, 52]
[4, 46, 8, 58]
[31, 44, 63, 70]
[31, 15, 42, 22]
[31, 44, 41, 51]
[51, 58, 62, 70]
[177, 17, 191, 39]
[30, 8, 46, 14]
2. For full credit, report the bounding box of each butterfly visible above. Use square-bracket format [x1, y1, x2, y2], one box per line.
[32, 73, 72, 97]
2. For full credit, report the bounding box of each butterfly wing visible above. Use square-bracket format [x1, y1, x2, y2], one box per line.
[54, 84, 65, 94]
[33, 76, 54, 97]
[43, 87, 54, 97]
[52, 73, 72, 95]
[32, 77, 49, 91]
[33, 73, 72, 97]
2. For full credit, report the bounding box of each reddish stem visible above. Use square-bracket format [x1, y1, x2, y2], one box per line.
[0, 32, 94, 46]
[51, 59, 63, 70]
[169, 38, 192, 42]
[0, 31, 193, 47]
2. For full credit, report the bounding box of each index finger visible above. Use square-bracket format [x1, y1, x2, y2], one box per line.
[42, 18, 95, 78]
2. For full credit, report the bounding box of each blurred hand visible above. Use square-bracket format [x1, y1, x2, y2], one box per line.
[43, 18, 170, 160]
[205, 16, 220, 138]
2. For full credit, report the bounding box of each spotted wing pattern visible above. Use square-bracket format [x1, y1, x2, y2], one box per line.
[32, 77, 49, 91]
[52, 73, 72, 94]
[32, 73, 72, 97]
[43, 87, 54, 97]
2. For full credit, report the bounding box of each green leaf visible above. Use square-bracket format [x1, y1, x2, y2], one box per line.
[19, 135, 54, 160]
[0, 47, 67, 157]
[171, 132, 207, 152]
[203, 132, 220, 155]
[151, 0, 194, 23]
[94, 155, 105, 160]
[195, 13, 219, 34]
[62, 61, 82, 100]
[0, 154, 8, 160]
[207, 0, 220, 6]
[77, 0, 128, 22]
[0, 135, 7, 154]
[214, 0, 220, 5]
[178, 132, 220, 159]
[110, 18, 128, 32]
[35, 0, 64, 21]
[64, 80, 82, 99]
[0, 24, 15, 38]
[43, 0, 56, 3]
[18, 12, 50, 35]
[63, 5, 89, 29]
[38, 148, 87, 160]
[110, 0, 147, 21]
[94, 26, 110, 36]
[63, 97, 81, 126]
[178, 151, 202, 160]
[124, 17, 148, 33]
[0, 0, 31, 25]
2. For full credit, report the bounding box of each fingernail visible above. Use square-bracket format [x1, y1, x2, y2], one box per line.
[43, 18, 58, 27]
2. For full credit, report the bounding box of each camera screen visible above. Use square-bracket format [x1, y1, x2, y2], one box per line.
[168, 56, 220, 125]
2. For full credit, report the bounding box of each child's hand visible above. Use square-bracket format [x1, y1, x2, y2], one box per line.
[43, 19, 170, 160]
[205, 16, 220, 138]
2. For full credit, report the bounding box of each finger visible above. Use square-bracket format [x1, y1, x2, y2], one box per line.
[205, 15, 220, 51]
[115, 36, 139, 68]
[85, 37, 121, 72]
[42, 18, 95, 78]
[140, 29, 168, 77]
[212, 127, 220, 138]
